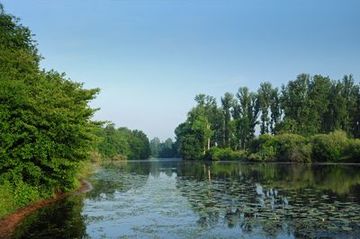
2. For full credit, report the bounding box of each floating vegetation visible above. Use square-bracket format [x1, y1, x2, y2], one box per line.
[12, 161, 360, 238]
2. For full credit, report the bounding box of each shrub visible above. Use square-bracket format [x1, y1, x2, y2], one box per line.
[13, 181, 41, 207]
[274, 134, 311, 162]
[343, 139, 360, 162]
[311, 131, 349, 162]
[248, 134, 277, 161]
[249, 133, 311, 162]
[205, 147, 247, 161]
[0, 181, 15, 218]
[0, 179, 50, 218]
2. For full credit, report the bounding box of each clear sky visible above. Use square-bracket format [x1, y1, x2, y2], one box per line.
[2, 0, 360, 140]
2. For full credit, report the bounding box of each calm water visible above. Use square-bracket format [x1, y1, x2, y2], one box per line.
[12, 160, 360, 239]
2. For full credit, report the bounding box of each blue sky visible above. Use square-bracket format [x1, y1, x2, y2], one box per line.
[2, 0, 360, 140]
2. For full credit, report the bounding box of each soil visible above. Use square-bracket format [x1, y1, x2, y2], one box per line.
[0, 180, 92, 239]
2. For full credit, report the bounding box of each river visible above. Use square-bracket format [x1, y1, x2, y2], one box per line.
[11, 159, 360, 238]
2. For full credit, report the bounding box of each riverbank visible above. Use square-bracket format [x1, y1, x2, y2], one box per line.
[13, 160, 360, 238]
[0, 179, 92, 239]
[0, 160, 97, 239]
[204, 131, 360, 163]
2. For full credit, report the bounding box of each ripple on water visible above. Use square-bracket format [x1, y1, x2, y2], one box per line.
[12, 161, 360, 239]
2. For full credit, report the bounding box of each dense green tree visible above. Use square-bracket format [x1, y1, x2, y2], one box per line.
[308, 75, 332, 133]
[175, 122, 203, 160]
[353, 87, 360, 138]
[158, 138, 177, 158]
[150, 137, 161, 157]
[190, 94, 219, 152]
[128, 129, 151, 160]
[280, 74, 310, 135]
[0, 4, 100, 197]
[323, 82, 340, 132]
[233, 87, 259, 149]
[269, 87, 281, 134]
[175, 94, 225, 160]
[279, 74, 359, 136]
[257, 82, 273, 134]
[340, 75, 360, 137]
[221, 92, 234, 147]
[96, 124, 129, 159]
[174, 73, 360, 160]
[0, 4, 152, 219]
[95, 124, 151, 160]
[0, 4, 39, 76]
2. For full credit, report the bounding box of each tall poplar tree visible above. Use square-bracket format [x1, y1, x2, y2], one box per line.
[221, 92, 234, 147]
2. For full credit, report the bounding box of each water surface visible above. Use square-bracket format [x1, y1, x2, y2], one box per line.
[13, 160, 360, 238]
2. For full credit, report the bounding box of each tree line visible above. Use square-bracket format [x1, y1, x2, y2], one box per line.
[0, 4, 150, 218]
[149, 137, 178, 158]
[175, 74, 360, 161]
[95, 123, 151, 161]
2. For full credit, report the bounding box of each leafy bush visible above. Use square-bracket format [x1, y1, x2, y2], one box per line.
[0, 181, 15, 218]
[0, 5, 99, 217]
[13, 181, 41, 207]
[205, 147, 247, 161]
[310, 131, 349, 162]
[248, 134, 277, 161]
[342, 138, 360, 162]
[274, 134, 311, 162]
[0, 179, 50, 218]
[249, 131, 360, 163]
[249, 134, 311, 162]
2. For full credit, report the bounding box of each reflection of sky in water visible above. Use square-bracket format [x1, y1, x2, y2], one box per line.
[83, 172, 200, 238]
[82, 165, 298, 239]
[13, 161, 360, 239]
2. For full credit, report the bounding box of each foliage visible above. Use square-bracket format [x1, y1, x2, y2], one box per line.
[310, 131, 349, 162]
[233, 87, 260, 149]
[274, 134, 311, 162]
[150, 137, 161, 157]
[0, 181, 15, 217]
[0, 5, 104, 218]
[258, 82, 273, 134]
[95, 123, 151, 160]
[249, 134, 311, 162]
[248, 134, 278, 161]
[220, 92, 234, 147]
[127, 129, 151, 160]
[247, 131, 360, 163]
[204, 147, 246, 161]
[150, 137, 178, 158]
[343, 139, 360, 162]
[176, 95, 219, 158]
[175, 122, 203, 160]
[280, 74, 360, 136]
[0, 5, 153, 218]
[174, 73, 359, 161]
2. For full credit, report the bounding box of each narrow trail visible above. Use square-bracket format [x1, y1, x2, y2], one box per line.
[0, 180, 92, 239]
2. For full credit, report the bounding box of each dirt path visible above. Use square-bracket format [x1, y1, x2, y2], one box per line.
[0, 180, 92, 239]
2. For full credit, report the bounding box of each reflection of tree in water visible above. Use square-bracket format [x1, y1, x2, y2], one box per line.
[149, 159, 183, 178]
[176, 162, 360, 238]
[14, 161, 360, 238]
[12, 195, 88, 239]
[87, 160, 181, 201]
[87, 162, 150, 200]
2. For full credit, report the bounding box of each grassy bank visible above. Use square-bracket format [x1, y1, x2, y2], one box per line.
[0, 159, 98, 219]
